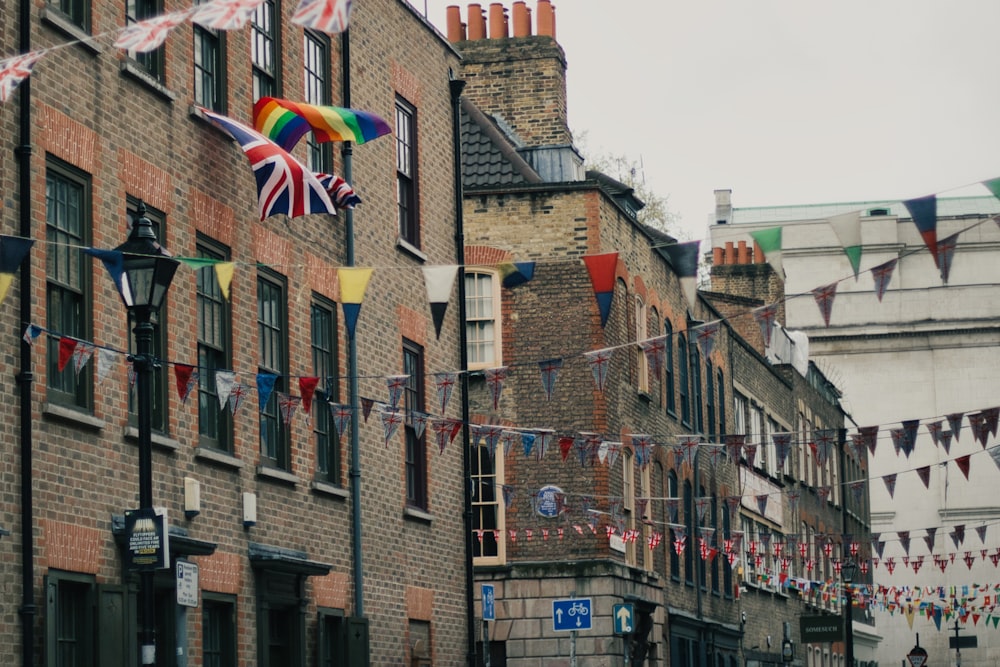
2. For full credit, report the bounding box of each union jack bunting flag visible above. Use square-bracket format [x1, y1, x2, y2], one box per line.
[291, 0, 353, 33]
[191, 0, 265, 30]
[0, 51, 44, 103]
[199, 108, 336, 220]
[114, 11, 191, 52]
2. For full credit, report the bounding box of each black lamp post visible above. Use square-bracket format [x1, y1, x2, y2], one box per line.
[113, 202, 179, 666]
[841, 559, 856, 667]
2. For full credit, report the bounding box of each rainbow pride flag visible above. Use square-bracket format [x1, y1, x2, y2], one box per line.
[253, 97, 391, 151]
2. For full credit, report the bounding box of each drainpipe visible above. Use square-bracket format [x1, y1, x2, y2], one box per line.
[16, 0, 36, 663]
[448, 74, 474, 667]
[340, 28, 364, 621]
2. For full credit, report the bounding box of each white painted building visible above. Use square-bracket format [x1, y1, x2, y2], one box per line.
[707, 191, 1000, 667]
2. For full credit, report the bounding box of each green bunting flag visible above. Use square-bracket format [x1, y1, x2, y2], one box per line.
[828, 212, 862, 279]
[750, 227, 784, 278]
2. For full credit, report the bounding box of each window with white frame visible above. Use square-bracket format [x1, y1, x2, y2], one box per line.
[623, 449, 636, 566]
[465, 270, 500, 369]
[471, 440, 505, 565]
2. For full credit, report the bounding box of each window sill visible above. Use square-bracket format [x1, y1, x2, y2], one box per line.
[40, 7, 101, 54]
[403, 506, 433, 524]
[42, 402, 105, 431]
[120, 60, 176, 102]
[195, 446, 244, 470]
[189, 105, 236, 138]
[395, 237, 427, 263]
[256, 465, 299, 486]
[311, 480, 349, 500]
[123, 425, 180, 453]
[637, 389, 653, 403]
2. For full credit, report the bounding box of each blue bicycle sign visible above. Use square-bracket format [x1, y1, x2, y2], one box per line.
[552, 598, 592, 631]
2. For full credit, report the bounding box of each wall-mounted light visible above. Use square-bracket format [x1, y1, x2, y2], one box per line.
[184, 477, 201, 519]
[243, 492, 257, 528]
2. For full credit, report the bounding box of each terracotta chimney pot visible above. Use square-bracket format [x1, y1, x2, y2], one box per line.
[725, 241, 735, 265]
[512, 1, 530, 36]
[467, 3, 486, 39]
[753, 241, 764, 264]
[712, 247, 724, 266]
[488, 3, 507, 38]
[537, 0, 555, 38]
[737, 240, 749, 264]
[446, 5, 464, 42]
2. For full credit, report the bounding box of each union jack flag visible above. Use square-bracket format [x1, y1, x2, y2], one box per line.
[114, 11, 191, 53]
[314, 172, 361, 210]
[199, 108, 336, 220]
[291, 0, 353, 34]
[191, 0, 265, 31]
[0, 51, 44, 103]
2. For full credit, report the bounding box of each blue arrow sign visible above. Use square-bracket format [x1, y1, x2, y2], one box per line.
[482, 584, 495, 622]
[553, 598, 592, 632]
[613, 603, 634, 634]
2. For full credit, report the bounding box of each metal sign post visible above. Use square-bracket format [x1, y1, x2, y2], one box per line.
[482, 585, 495, 667]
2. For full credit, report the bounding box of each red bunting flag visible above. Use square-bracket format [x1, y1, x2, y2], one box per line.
[299, 376, 320, 415]
[57, 337, 77, 372]
[174, 364, 198, 403]
[955, 454, 971, 480]
[582, 252, 618, 327]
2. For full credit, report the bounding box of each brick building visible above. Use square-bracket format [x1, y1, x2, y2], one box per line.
[708, 190, 1000, 666]
[0, 1, 470, 666]
[447, 3, 868, 666]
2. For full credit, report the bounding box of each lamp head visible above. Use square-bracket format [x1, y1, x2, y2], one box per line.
[841, 559, 857, 583]
[113, 201, 179, 315]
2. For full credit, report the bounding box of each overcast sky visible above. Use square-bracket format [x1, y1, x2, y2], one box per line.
[416, 1, 1000, 242]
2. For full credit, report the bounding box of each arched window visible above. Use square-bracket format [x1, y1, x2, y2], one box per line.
[706, 362, 716, 439]
[665, 319, 676, 415]
[692, 347, 703, 433]
[679, 335, 690, 426]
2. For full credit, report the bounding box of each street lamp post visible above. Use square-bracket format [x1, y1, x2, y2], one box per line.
[841, 559, 856, 667]
[113, 202, 179, 666]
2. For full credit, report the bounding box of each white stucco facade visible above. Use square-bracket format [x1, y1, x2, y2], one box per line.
[708, 195, 1000, 667]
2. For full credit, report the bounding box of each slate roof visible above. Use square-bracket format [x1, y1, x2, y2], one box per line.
[460, 98, 543, 189]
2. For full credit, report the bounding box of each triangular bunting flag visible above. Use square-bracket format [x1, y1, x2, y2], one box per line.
[174, 364, 198, 403]
[380, 407, 404, 447]
[937, 232, 959, 283]
[584, 347, 613, 393]
[484, 366, 508, 411]
[433, 371, 457, 414]
[903, 195, 939, 266]
[749, 227, 784, 277]
[828, 211, 862, 279]
[883, 473, 897, 498]
[338, 267, 374, 338]
[57, 337, 77, 372]
[538, 358, 562, 401]
[812, 282, 837, 327]
[214, 370, 237, 409]
[916, 466, 931, 489]
[421, 265, 458, 339]
[955, 454, 971, 480]
[299, 376, 320, 416]
[752, 304, 778, 347]
[257, 372, 279, 412]
[582, 252, 618, 327]
[871, 258, 897, 302]
[498, 261, 536, 288]
[661, 240, 701, 308]
[693, 321, 721, 359]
